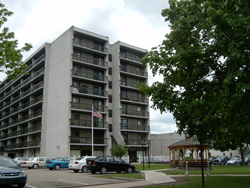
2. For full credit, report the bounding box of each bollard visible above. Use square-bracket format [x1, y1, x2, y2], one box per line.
[207, 161, 210, 176]
[186, 161, 188, 177]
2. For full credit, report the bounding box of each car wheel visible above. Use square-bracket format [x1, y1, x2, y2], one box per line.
[82, 166, 87, 173]
[74, 170, 79, 173]
[33, 164, 39, 169]
[100, 167, 107, 174]
[18, 183, 26, 188]
[49, 168, 54, 170]
[91, 170, 96, 174]
[127, 167, 133, 173]
[55, 164, 61, 170]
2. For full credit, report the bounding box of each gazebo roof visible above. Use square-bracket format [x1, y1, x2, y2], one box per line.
[168, 136, 209, 148]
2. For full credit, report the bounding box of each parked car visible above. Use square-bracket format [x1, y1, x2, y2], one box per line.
[13, 157, 30, 164]
[209, 157, 216, 164]
[85, 156, 135, 174]
[0, 156, 27, 188]
[227, 158, 241, 165]
[46, 157, 73, 170]
[213, 156, 230, 165]
[69, 156, 95, 173]
[239, 157, 250, 165]
[20, 157, 51, 169]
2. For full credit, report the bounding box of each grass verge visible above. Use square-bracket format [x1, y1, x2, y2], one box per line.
[134, 164, 170, 171]
[97, 173, 143, 179]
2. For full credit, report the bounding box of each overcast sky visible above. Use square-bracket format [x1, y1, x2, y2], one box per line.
[1, 0, 177, 134]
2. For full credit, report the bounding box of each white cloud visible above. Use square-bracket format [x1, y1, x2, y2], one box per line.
[1, 0, 176, 134]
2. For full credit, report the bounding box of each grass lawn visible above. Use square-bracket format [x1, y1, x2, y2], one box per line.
[141, 176, 250, 188]
[163, 165, 250, 175]
[134, 164, 170, 171]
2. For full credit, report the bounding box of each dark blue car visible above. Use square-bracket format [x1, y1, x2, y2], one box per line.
[46, 157, 73, 170]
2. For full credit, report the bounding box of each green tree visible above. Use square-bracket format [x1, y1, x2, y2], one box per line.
[111, 143, 129, 158]
[139, 0, 250, 164]
[0, 3, 32, 79]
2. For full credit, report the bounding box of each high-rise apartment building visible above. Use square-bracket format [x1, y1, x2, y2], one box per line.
[0, 26, 150, 160]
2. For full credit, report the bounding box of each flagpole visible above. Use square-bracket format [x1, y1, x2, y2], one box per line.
[92, 104, 94, 156]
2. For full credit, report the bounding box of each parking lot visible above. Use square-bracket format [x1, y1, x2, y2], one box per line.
[3, 168, 131, 188]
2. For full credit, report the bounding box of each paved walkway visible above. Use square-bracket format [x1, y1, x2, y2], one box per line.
[82, 169, 176, 188]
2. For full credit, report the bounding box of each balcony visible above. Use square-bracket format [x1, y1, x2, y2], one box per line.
[72, 54, 108, 68]
[72, 70, 108, 83]
[120, 94, 149, 104]
[120, 109, 149, 118]
[73, 39, 108, 54]
[120, 80, 145, 89]
[2, 140, 41, 150]
[69, 136, 108, 145]
[71, 102, 108, 112]
[121, 123, 150, 132]
[70, 119, 108, 128]
[71, 86, 108, 98]
[124, 139, 150, 146]
[120, 52, 143, 64]
[0, 125, 42, 140]
[120, 65, 147, 78]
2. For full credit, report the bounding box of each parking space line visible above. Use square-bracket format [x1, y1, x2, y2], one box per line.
[58, 179, 89, 185]
[25, 185, 37, 188]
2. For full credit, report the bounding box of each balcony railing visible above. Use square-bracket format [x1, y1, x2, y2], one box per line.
[73, 39, 108, 53]
[0, 96, 43, 120]
[71, 103, 108, 112]
[120, 66, 147, 77]
[124, 139, 150, 146]
[71, 86, 108, 97]
[120, 94, 149, 104]
[72, 70, 108, 82]
[72, 54, 108, 67]
[69, 136, 108, 144]
[70, 119, 108, 128]
[0, 110, 42, 129]
[120, 52, 142, 63]
[0, 125, 42, 139]
[120, 80, 145, 89]
[121, 123, 150, 131]
[120, 109, 149, 117]
[2, 140, 41, 150]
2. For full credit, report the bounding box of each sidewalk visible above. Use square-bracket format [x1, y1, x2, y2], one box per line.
[82, 169, 176, 188]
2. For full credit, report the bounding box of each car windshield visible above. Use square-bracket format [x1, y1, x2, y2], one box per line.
[230, 158, 237, 160]
[28, 158, 34, 161]
[76, 157, 85, 160]
[52, 157, 61, 160]
[217, 156, 224, 159]
[0, 157, 18, 167]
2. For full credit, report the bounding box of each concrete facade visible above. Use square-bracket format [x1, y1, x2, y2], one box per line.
[0, 26, 150, 160]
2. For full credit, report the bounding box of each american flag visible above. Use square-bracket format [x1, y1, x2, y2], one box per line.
[93, 108, 103, 119]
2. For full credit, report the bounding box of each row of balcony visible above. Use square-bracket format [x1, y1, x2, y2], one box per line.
[71, 103, 108, 113]
[121, 109, 149, 117]
[0, 125, 41, 140]
[0, 110, 42, 130]
[0, 82, 44, 112]
[121, 124, 150, 132]
[0, 140, 41, 151]
[0, 96, 43, 121]
[120, 80, 144, 89]
[120, 65, 147, 77]
[120, 52, 142, 63]
[71, 86, 108, 97]
[0, 54, 45, 92]
[72, 54, 108, 68]
[70, 119, 108, 128]
[70, 136, 108, 145]
[73, 39, 108, 54]
[72, 70, 108, 82]
[120, 94, 149, 104]
[0, 68, 44, 102]
[124, 139, 150, 146]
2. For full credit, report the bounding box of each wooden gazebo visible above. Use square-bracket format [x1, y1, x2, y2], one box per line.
[168, 136, 210, 168]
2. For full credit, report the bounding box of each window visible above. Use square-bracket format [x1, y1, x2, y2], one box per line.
[94, 55, 103, 66]
[93, 70, 104, 81]
[136, 80, 142, 84]
[121, 104, 127, 114]
[109, 67, 112, 75]
[121, 118, 128, 129]
[109, 110, 112, 117]
[93, 85, 103, 96]
[72, 97, 80, 103]
[72, 114, 80, 120]
[138, 106, 142, 111]
[73, 51, 81, 58]
[109, 124, 112, 132]
[93, 100, 102, 111]
[109, 95, 112, 103]
[138, 134, 143, 140]
[136, 67, 142, 73]
[137, 93, 142, 98]
[120, 76, 127, 86]
[109, 54, 112, 62]
[73, 81, 80, 87]
[74, 37, 81, 45]
[121, 63, 126, 72]
[109, 81, 112, 89]
[121, 90, 127, 99]
[73, 66, 81, 76]
[138, 120, 143, 126]
[120, 49, 126, 58]
[72, 131, 79, 137]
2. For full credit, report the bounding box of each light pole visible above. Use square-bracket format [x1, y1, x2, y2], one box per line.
[141, 140, 145, 170]
[195, 117, 204, 188]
